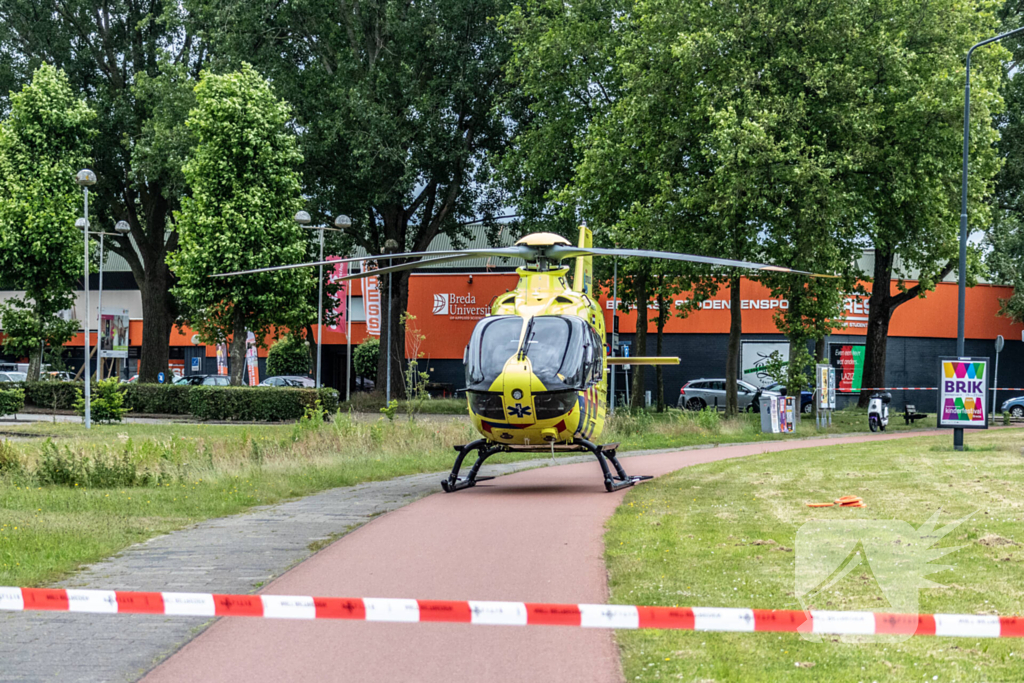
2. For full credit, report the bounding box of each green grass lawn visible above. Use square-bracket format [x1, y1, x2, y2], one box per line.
[0, 406, 935, 589]
[606, 428, 1024, 682]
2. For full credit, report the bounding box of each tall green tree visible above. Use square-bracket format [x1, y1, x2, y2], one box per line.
[0, 64, 94, 379]
[0, 0, 207, 382]
[991, 7, 1024, 324]
[169, 65, 312, 385]
[193, 0, 512, 397]
[848, 0, 1005, 406]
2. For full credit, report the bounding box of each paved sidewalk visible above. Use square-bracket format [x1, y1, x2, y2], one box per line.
[0, 455, 590, 683]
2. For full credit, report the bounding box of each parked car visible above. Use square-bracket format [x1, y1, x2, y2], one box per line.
[43, 371, 75, 382]
[764, 382, 815, 414]
[260, 375, 315, 388]
[0, 371, 26, 382]
[173, 374, 229, 386]
[1002, 396, 1024, 418]
[678, 379, 771, 411]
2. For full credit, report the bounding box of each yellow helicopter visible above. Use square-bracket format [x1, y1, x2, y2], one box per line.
[214, 226, 830, 492]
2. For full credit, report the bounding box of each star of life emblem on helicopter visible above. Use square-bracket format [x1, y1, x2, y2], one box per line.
[507, 403, 531, 418]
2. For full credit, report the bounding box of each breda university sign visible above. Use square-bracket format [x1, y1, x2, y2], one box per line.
[937, 357, 989, 429]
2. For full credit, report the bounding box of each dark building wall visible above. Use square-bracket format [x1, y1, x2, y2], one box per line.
[389, 334, 1024, 415]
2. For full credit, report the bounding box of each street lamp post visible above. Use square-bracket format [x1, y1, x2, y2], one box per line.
[956, 26, 1024, 450]
[334, 215, 353, 399]
[294, 211, 322, 388]
[76, 170, 96, 429]
[113, 221, 130, 380]
[383, 238, 400, 405]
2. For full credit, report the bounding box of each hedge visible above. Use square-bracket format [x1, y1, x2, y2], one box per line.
[188, 386, 339, 421]
[23, 381, 82, 410]
[21, 381, 339, 422]
[121, 384, 191, 415]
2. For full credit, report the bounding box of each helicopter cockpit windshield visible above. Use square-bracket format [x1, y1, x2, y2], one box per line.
[464, 315, 601, 392]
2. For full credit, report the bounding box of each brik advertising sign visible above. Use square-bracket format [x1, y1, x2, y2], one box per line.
[937, 357, 989, 429]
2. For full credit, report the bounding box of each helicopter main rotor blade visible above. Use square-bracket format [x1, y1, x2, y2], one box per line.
[546, 246, 839, 278]
[209, 247, 525, 278]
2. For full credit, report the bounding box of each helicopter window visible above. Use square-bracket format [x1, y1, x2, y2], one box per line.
[523, 316, 592, 390]
[465, 315, 523, 389]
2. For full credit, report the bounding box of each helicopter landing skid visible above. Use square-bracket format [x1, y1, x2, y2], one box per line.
[442, 438, 652, 493]
[575, 438, 652, 492]
[441, 439, 500, 492]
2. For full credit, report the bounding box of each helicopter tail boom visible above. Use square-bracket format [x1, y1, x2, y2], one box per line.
[605, 357, 680, 366]
[572, 225, 593, 297]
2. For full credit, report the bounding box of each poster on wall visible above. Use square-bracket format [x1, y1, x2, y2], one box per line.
[829, 343, 865, 393]
[245, 331, 259, 386]
[327, 257, 348, 331]
[741, 341, 789, 388]
[362, 260, 381, 337]
[98, 308, 129, 358]
[938, 357, 989, 429]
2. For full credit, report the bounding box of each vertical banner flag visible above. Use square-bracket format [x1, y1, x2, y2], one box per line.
[938, 357, 989, 429]
[327, 258, 348, 331]
[98, 309, 130, 359]
[829, 343, 864, 393]
[245, 331, 259, 386]
[216, 344, 228, 375]
[363, 260, 381, 337]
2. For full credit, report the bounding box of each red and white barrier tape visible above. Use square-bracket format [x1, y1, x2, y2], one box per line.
[858, 387, 938, 391]
[859, 387, 1024, 392]
[2, 587, 1022, 637]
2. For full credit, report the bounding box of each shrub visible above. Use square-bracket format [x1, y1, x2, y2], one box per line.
[609, 408, 655, 437]
[353, 338, 379, 380]
[0, 439, 22, 475]
[74, 378, 130, 423]
[0, 387, 25, 416]
[23, 380, 82, 410]
[266, 334, 311, 377]
[122, 384, 191, 414]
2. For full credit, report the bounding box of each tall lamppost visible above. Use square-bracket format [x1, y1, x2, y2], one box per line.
[384, 238, 399, 404]
[295, 211, 352, 388]
[956, 26, 1024, 450]
[76, 170, 96, 429]
[79, 219, 131, 383]
[334, 215, 353, 399]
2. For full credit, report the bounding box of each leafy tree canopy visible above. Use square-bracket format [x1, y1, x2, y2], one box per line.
[0, 64, 94, 378]
[170, 64, 312, 384]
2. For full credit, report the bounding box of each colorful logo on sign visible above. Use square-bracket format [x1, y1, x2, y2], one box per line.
[942, 397, 984, 422]
[943, 361, 985, 380]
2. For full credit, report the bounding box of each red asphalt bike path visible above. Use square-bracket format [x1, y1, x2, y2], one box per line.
[142, 430, 940, 683]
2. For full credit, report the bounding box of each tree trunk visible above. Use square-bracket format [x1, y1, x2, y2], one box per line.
[375, 270, 409, 400]
[815, 337, 826, 362]
[229, 309, 247, 386]
[656, 289, 666, 413]
[859, 249, 895, 408]
[725, 276, 742, 416]
[134, 248, 175, 384]
[630, 271, 649, 409]
[27, 342, 42, 382]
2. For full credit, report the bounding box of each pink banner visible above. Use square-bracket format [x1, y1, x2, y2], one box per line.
[327, 257, 348, 332]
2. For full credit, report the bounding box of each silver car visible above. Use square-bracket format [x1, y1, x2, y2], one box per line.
[678, 378, 772, 411]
